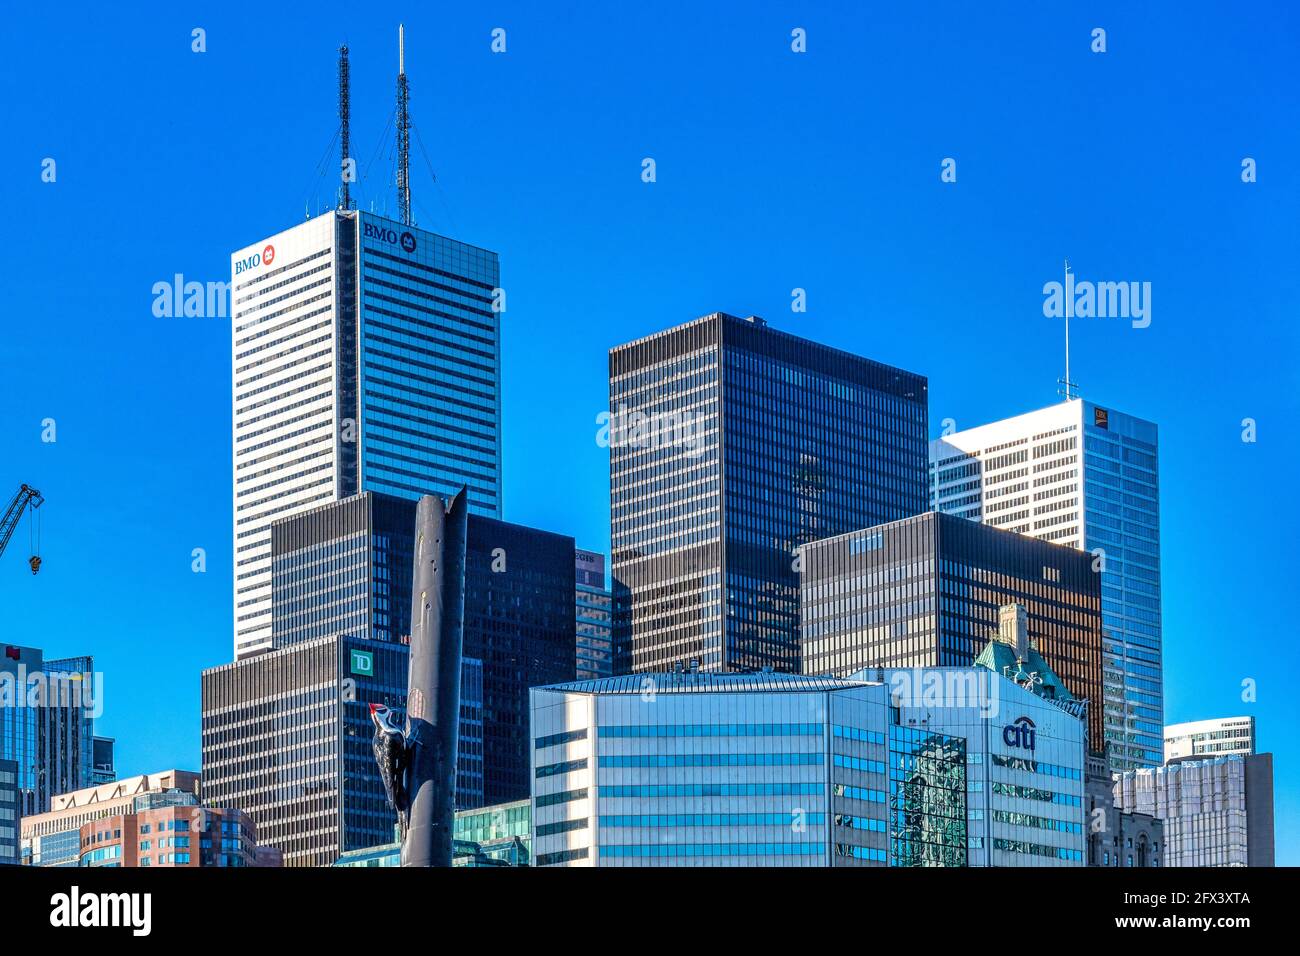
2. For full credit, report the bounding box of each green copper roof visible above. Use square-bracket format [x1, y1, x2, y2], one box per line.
[974, 639, 1076, 703]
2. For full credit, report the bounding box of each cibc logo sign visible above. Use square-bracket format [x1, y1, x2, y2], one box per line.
[363, 220, 417, 255]
[1002, 716, 1037, 751]
[233, 243, 274, 276]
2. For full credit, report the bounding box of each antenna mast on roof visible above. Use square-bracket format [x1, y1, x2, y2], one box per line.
[396, 24, 412, 226]
[338, 45, 353, 210]
[1057, 259, 1079, 401]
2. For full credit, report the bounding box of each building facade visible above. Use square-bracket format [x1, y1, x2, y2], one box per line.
[609, 312, 929, 675]
[1084, 748, 1162, 867]
[1114, 753, 1275, 867]
[530, 665, 1086, 867]
[90, 737, 115, 786]
[529, 672, 901, 867]
[267, 490, 574, 806]
[1165, 716, 1256, 763]
[0, 759, 16, 865]
[79, 801, 258, 868]
[231, 210, 501, 658]
[931, 399, 1163, 771]
[201, 634, 460, 867]
[881, 665, 1087, 866]
[799, 511, 1105, 751]
[465, 517, 577, 804]
[575, 550, 614, 680]
[0, 645, 99, 815]
[20, 770, 202, 868]
[333, 799, 533, 867]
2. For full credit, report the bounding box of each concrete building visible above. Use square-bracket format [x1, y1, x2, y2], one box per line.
[799, 512, 1105, 752]
[20, 770, 202, 867]
[79, 802, 258, 868]
[1084, 747, 1162, 867]
[609, 312, 929, 675]
[931, 399, 1163, 771]
[528, 662, 1087, 867]
[0, 644, 100, 815]
[1165, 716, 1256, 763]
[1114, 753, 1275, 866]
[575, 550, 614, 680]
[230, 210, 502, 659]
[0, 759, 17, 865]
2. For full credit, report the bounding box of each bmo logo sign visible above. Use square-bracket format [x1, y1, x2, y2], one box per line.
[1002, 716, 1037, 751]
[363, 221, 417, 254]
[234, 244, 275, 275]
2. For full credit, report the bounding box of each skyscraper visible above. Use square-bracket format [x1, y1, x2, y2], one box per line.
[231, 210, 501, 658]
[609, 312, 928, 675]
[798, 513, 1105, 752]
[930, 399, 1162, 770]
[201, 633, 474, 867]
[0, 645, 99, 815]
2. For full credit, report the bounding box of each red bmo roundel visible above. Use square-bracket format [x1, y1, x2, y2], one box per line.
[263, 244, 276, 266]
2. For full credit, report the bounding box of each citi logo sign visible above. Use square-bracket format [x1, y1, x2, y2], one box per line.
[1002, 716, 1037, 751]
[234, 244, 275, 275]
[363, 221, 417, 254]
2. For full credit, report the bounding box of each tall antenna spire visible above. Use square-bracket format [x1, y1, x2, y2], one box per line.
[338, 45, 353, 211]
[396, 24, 412, 226]
[1057, 258, 1079, 401]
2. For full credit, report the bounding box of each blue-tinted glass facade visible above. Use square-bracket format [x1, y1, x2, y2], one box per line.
[0, 646, 96, 816]
[355, 212, 501, 516]
[1080, 402, 1163, 768]
[888, 725, 968, 866]
[610, 313, 928, 674]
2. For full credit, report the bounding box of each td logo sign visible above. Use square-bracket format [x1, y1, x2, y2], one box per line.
[350, 649, 374, 677]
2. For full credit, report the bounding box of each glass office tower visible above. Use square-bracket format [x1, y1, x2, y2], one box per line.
[609, 312, 928, 675]
[0, 645, 97, 816]
[931, 399, 1162, 770]
[799, 511, 1105, 753]
[231, 211, 501, 659]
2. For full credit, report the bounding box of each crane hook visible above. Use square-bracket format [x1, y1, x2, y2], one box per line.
[29, 556, 41, 575]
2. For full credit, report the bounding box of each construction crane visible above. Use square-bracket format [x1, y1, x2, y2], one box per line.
[0, 484, 43, 574]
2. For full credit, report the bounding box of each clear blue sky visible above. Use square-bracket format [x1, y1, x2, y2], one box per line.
[2, 2, 1296, 862]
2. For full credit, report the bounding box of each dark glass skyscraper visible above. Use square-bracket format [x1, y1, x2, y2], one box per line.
[609, 312, 928, 674]
[203, 491, 574, 862]
[799, 511, 1105, 751]
[200, 634, 471, 867]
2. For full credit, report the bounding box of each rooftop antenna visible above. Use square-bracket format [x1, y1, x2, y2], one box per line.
[1057, 258, 1079, 400]
[338, 44, 353, 211]
[396, 24, 412, 226]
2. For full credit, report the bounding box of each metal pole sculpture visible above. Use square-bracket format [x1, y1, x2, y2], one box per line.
[371, 489, 468, 867]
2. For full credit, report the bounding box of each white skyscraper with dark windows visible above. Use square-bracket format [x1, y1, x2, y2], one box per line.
[930, 398, 1162, 771]
[231, 210, 501, 658]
